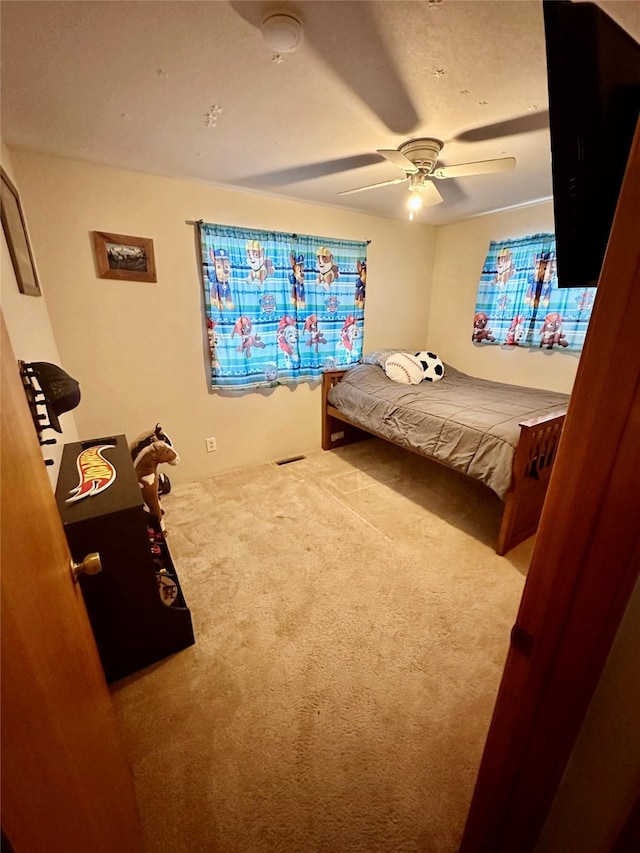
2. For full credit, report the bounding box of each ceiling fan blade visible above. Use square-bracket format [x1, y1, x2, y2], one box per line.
[421, 181, 444, 207]
[377, 149, 419, 174]
[433, 157, 516, 180]
[453, 111, 550, 143]
[338, 177, 408, 196]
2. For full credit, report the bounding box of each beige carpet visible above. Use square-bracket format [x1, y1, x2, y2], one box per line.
[111, 439, 532, 852]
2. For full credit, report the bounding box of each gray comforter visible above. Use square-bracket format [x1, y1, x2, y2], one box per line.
[327, 363, 570, 500]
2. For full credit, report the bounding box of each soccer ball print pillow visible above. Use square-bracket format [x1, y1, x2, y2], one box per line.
[414, 351, 445, 382]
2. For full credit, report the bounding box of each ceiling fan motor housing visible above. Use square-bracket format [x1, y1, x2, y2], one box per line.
[399, 138, 444, 172]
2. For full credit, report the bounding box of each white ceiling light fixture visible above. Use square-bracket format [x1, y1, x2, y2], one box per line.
[407, 175, 428, 220]
[407, 190, 423, 220]
[261, 13, 304, 54]
[406, 169, 444, 221]
[338, 136, 516, 218]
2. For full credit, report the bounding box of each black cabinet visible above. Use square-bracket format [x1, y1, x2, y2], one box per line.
[55, 434, 195, 683]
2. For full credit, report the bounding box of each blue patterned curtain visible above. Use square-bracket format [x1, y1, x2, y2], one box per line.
[473, 234, 597, 351]
[200, 223, 367, 390]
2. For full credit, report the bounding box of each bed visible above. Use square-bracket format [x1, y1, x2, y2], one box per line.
[322, 360, 570, 555]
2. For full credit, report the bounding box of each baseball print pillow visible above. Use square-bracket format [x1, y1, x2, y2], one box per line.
[384, 352, 424, 385]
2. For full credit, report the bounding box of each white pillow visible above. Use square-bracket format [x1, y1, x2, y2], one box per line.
[414, 351, 445, 382]
[360, 348, 403, 368]
[384, 352, 424, 385]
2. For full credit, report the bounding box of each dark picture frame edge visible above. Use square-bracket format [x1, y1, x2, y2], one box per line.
[92, 230, 157, 282]
[1, 167, 42, 297]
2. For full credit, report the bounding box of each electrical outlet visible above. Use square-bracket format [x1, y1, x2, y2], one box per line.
[205, 437, 217, 452]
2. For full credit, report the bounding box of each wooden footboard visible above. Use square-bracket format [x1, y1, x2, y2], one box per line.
[496, 411, 566, 556]
[322, 369, 566, 556]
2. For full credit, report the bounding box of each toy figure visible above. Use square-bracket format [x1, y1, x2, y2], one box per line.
[355, 260, 366, 308]
[231, 315, 266, 358]
[472, 312, 496, 343]
[246, 239, 274, 288]
[289, 253, 306, 308]
[130, 425, 180, 532]
[317, 246, 339, 289]
[539, 312, 569, 349]
[209, 248, 234, 310]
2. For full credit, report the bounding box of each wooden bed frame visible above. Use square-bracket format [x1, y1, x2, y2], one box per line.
[321, 369, 567, 556]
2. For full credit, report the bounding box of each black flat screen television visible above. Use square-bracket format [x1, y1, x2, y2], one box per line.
[543, 0, 640, 288]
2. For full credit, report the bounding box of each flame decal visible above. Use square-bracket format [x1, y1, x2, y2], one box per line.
[66, 444, 117, 503]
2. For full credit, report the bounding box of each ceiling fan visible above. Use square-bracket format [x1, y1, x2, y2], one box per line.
[339, 138, 516, 218]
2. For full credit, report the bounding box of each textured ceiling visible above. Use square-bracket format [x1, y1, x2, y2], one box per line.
[1, 0, 639, 224]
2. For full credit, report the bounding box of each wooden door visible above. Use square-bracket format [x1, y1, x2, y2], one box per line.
[460, 122, 640, 850]
[1, 315, 143, 852]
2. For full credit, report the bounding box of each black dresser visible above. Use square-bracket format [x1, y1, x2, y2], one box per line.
[55, 434, 195, 683]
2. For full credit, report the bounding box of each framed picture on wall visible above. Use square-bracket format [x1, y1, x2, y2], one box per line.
[92, 231, 157, 282]
[1, 168, 41, 297]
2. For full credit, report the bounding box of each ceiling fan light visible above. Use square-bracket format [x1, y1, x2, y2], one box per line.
[408, 192, 424, 212]
[261, 13, 304, 53]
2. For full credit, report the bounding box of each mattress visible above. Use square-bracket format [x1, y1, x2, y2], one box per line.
[327, 363, 570, 500]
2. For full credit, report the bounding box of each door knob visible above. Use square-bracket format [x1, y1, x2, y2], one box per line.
[70, 552, 102, 583]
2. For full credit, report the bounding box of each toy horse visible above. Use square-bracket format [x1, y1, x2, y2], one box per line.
[130, 424, 180, 531]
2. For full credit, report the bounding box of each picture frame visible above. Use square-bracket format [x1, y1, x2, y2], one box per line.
[92, 230, 157, 282]
[1, 167, 41, 296]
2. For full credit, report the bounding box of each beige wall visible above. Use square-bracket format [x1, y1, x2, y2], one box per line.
[10, 149, 436, 485]
[428, 201, 579, 394]
[1, 142, 79, 486]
